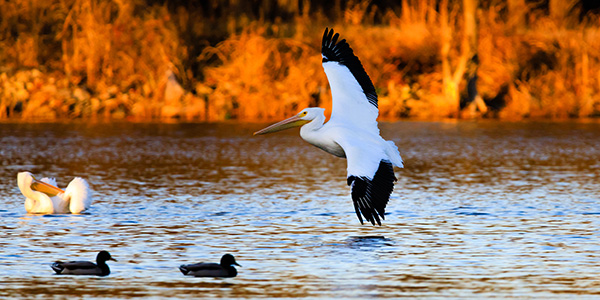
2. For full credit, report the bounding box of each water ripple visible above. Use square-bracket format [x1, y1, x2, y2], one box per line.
[1, 121, 600, 298]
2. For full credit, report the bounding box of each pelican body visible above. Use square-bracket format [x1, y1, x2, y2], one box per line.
[51, 250, 116, 276]
[255, 28, 403, 225]
[17, 171, 92, 214]
[179, 254, 241, 277]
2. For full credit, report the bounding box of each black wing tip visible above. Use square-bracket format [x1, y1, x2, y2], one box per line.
[322, 28, 335, 45]
[348, 161, 395, 226]
[349, 176, 381, 226]
[320, 27, 378, 108]
[321, 28, 349, 60]
[352, 198, 364, 225]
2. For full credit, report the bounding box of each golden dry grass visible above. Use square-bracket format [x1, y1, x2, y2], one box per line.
[0, 0, 599, 121]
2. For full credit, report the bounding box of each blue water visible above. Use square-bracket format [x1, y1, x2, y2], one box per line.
[1, 121, 599, 298]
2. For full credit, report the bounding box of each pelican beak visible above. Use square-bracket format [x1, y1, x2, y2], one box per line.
[30, 177, 65, 196]
[253, 115, 310, 135]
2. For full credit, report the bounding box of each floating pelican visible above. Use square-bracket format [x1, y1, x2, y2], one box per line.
[254, 28, 403, 225]
[17, 171, 92, 214]
[179, 254, 241, 277]
[51, 250, 116, 276]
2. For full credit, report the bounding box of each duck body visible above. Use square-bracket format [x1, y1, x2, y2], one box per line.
[51, 250, 116, 276]
[179, 254, 240, 278]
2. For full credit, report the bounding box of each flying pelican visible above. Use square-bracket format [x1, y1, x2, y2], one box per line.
[254, 28, 403, 225]
[17, 171, 92, 214]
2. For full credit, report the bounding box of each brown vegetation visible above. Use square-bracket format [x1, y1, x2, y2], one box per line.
[0, 0, 599, 121]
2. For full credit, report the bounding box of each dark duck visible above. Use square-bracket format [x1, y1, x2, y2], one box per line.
[179, 254, 241, 277]
[51, 250, 116, 276]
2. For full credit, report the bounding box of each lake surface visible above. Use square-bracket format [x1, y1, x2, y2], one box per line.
[1, 121, 599, 299]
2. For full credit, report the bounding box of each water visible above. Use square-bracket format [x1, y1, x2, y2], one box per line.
[1, 121, 599, 298]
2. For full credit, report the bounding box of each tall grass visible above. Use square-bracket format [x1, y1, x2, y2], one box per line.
[0, 0, 599, 121]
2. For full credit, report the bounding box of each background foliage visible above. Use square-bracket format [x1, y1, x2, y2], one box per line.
[1, 0, 599, 121]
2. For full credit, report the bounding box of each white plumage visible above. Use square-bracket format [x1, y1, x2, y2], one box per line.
[254, 28, 403, 225]
[17, 171, 92, 214]
[324, 62, 379, 133]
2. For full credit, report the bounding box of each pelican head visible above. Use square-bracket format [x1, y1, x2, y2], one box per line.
[253, 108, 324, 135]
[17, 171, 64, 197]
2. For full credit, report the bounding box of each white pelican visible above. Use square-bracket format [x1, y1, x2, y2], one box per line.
[254, 28, 403, 225]
[17, 171, 92, 214]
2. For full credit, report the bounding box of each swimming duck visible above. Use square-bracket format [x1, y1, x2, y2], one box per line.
[51, 251, 116, 276]
[179, 254, 241, 277]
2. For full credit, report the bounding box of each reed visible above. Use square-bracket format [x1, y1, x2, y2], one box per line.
[0, 0, 598, 121]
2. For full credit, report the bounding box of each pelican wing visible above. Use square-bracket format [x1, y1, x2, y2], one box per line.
[335, 135, 396, 225]
[65, 177, 92, 214]
[40, 177, 57, 186]
[321, 28, 379, 131]
[39, 177, 69, 213]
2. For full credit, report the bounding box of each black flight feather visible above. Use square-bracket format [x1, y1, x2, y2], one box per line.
[347, 160, 396, 225]
[321, 27, 378, 108]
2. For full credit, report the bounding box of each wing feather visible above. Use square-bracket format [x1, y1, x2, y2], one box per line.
[40, 177, 57, 186]
[40, 177, 70, 213]
[336, 134, 396, 225]
[62, 261, 98, 270]
[66, 177, 92, 213]
[319, 28, 398, 225]
[321, 28, 379, 132]
[181, 262, 221, 271]
[348, 161, 395, 225]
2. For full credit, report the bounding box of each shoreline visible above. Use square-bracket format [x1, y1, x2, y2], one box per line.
[3, 68, 600, 123]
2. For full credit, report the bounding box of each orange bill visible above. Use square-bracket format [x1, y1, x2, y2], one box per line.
[253, 115, 310, 135]
[31, 178, 65, 196]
